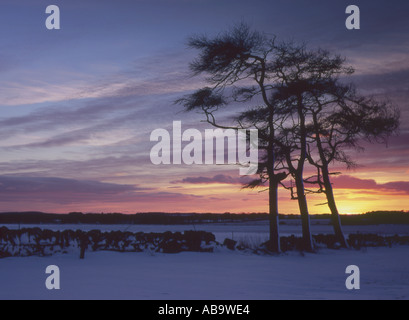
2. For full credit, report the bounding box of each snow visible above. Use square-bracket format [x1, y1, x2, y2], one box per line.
[0, 247, 408, 300]
[1, 222, 409, 300]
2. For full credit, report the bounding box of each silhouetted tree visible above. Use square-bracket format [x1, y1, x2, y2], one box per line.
[304, 82, 399, 247]
[268, 47, 353, 250]
[178, 23, 400, 252]
[267, 44, 399, 248]
[177, 24, 286, 253]
[237, 44, 351, 251]
[268, 45, 349, 251]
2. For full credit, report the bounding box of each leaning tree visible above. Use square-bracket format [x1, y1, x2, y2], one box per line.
[177, 24, 287, 253]
[304, 80, 400, 247]
[265, 43, 399, 248]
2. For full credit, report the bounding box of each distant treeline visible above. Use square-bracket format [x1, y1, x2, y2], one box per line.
[0, 212, 267, 225]
[340, 211, 409, 225]
[0, 211, 408, 225]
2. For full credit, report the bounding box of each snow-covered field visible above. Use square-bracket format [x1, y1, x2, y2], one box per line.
[1, 247, 408, 300]
[1, 222, 409, 300]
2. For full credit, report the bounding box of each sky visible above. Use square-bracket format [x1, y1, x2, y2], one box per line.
[0, 0, 408, 214]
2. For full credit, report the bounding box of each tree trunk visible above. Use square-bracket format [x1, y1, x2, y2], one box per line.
[312, 112, 348, 248]
[266, 109, 281, 253]
[321, 165, 349, 248]
[268, 178, 281, 253]
[296, 97, 314, 252]
[295, 174, 314, 252]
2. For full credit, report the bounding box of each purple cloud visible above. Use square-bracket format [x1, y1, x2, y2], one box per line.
[382, 181, 409, 194]
[331, 175, 409, 194]
[0, 176, 202, 206]
[0, 176, 140, 195]
[172, 174, 255, 185]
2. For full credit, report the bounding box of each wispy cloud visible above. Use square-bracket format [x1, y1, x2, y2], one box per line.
[0, 48, 199, 107]
[172, 174, 255, 185]
[0, 176, 140, 204]
[0, 175, 203, 206]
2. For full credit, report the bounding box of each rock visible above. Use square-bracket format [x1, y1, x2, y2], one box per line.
[223, 238, 237, 250]
[160, 239, 183, 253]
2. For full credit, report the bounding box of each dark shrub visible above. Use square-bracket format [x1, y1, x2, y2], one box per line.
[223, 238, 237, 250]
